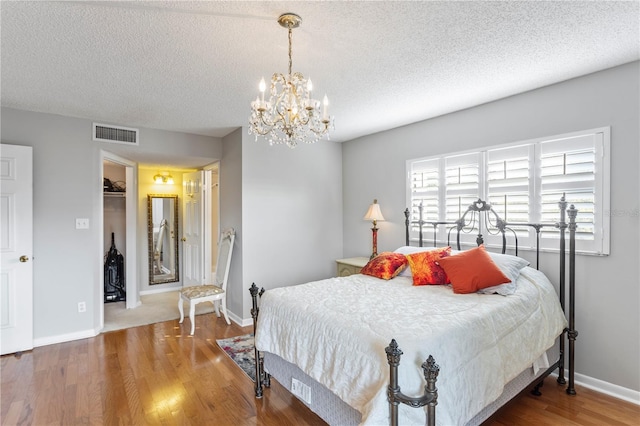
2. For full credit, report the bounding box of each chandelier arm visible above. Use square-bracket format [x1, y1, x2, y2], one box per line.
[258, 112, 274, 129]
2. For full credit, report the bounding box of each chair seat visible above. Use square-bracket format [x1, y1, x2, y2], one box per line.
[181, 285, 224, 300]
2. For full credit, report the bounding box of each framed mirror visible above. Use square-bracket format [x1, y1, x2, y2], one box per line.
[147, 194, 179, 284]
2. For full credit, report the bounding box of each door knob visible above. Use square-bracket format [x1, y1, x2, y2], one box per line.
[181, 237, 187, 242]
[19, 255, 29, 263]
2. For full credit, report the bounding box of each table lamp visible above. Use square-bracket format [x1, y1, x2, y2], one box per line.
[364, 199, 385, 260]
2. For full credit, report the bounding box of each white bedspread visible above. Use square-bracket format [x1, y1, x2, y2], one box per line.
[255, 267, 567, 426]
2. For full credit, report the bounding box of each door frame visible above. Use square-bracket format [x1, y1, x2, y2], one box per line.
[100, 151, 137, 331]
[203, 163, 219, 280]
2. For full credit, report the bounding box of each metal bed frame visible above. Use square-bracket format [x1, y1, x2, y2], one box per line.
[250, 196, 578, 426]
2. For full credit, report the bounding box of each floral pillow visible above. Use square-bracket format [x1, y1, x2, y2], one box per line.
[360, 252, 408, 280]
[405, 246, 452, 286]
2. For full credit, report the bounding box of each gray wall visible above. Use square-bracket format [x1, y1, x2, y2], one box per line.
[220, 129, 244, 318]
[341, 61, 640, 392]
[1, 107, 221, 341]
[220, 128, 344, 321]
[241, 131, 343, 318]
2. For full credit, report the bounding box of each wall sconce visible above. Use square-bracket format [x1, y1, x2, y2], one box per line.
[153, 172, 174, 185]
[363, 199, 385, 260]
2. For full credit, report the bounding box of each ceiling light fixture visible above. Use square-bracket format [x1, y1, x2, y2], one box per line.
[249, 13, 333, 148]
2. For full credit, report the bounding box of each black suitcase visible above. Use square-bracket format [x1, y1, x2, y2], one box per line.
[104, 232, 126, 302]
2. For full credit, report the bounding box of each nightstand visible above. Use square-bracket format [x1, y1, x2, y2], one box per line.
[335, 257, 369, 277]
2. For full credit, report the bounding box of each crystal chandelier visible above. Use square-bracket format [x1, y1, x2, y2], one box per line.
[249, 13, 333, 148]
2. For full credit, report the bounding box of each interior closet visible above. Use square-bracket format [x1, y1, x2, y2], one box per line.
[103, 160, 127, 303]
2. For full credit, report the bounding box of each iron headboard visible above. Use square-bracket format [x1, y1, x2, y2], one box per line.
[404, 197, 569, 270]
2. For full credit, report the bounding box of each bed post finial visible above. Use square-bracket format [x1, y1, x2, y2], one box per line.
[385, 339, 403, 365]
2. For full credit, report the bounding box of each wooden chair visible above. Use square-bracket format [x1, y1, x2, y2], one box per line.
[178, 228, 235, 335]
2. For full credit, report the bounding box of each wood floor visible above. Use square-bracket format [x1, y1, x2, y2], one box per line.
[2, 313, 638, 425]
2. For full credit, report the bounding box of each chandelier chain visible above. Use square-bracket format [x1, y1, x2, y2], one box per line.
[288, 27, 293, 76]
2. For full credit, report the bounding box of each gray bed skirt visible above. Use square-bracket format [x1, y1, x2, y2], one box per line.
[263, 340, 560, 425]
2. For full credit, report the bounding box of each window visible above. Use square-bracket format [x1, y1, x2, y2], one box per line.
[406, 128, 610, 255]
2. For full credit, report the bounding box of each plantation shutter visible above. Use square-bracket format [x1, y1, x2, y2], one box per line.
[486, 144, 533, 244]
[406, 127, 608, 254]
[445, 152, 481, 222]
[409, 158, 439, 238]
[539, 132, 604, 252]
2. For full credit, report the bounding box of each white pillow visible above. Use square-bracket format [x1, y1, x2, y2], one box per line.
[478, 252, 530, 295]
[393, 245, 441, 255]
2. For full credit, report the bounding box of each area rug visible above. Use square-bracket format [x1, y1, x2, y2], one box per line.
[216, 333, 256, 382]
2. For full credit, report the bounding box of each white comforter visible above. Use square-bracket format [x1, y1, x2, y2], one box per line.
[255, 267, 567, 425]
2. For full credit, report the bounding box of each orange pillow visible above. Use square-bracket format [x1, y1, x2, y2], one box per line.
[360, 252, 408, 280]
[406, 247, 452, 285]
[437, 245, 510, 294]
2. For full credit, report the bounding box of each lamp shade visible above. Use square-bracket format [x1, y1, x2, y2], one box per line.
[364, 199, 385, 222]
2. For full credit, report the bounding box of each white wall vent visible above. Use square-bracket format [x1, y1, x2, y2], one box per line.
[93, 123, 139, 145]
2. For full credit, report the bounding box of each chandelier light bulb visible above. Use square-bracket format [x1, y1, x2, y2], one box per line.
[259, 77, 266, 103]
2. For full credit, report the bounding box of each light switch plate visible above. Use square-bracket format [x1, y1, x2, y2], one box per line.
[75, 218, 89, 229]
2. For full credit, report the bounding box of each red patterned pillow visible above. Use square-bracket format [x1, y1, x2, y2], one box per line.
[437, 245, 510, 294]
[360, 252, 408, 280]
[406, 247, 452, 285]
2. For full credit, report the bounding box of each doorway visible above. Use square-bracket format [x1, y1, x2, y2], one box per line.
[100, 162, 219, 332]
[100, 151, 137, 332]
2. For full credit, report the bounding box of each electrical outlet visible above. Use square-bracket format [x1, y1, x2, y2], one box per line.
[78, 302, 86, 313]
[75, 218, 89, 229]
[291, 378, 311, 404]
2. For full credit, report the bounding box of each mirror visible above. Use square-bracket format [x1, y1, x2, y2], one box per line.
[148, 194, 179, 284]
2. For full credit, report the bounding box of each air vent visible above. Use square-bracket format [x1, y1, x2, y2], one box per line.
[93, 123, 139, 145]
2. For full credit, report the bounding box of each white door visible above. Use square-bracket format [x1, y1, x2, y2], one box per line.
[182, 171, 205, 287]
[0, 144, 33, 355]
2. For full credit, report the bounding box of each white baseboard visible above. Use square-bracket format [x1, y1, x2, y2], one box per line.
[553, 371, 640, 405]
[139, 286, 181, 295]
[228, 310, 253, 328]
[34, 328, 98, 348]
[575, 371, 640, 405]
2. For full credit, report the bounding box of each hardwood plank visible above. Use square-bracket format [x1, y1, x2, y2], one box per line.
[2, 313, 638, 426]
[485, 377, 640, 426]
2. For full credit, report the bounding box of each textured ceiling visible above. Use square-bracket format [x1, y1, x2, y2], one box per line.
[2, 1, 639, 153]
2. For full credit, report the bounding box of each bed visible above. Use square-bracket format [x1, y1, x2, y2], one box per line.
[250, 198, 578, 425]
